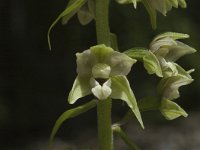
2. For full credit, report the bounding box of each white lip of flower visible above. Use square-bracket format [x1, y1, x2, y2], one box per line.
[75, 44, 136, 100]
[90, 78, 112, 100]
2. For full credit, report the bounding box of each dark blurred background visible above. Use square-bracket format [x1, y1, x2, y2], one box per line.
[0, 0, 200, 150]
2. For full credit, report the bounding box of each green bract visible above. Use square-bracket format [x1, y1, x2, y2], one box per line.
[69, 44, 144, 128]
[150, 32, 196, 77]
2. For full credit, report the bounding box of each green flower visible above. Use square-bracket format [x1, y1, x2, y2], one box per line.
[149, 32, 196, 77]
[72, 44, 136, 101]
[69, 44, 144, 128]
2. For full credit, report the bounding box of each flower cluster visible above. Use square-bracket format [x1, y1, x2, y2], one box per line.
[150, 32, 196, 119]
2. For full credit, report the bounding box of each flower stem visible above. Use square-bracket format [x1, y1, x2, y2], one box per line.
[97, 99, 113, 150]
[95, 0, 112, 149]
[95, 0, 111, 46]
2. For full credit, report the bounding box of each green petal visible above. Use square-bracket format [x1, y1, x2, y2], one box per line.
[76, 49, 95, 77]
[68, 76, 91, 104]
[142, 0, 157, 29]
[150, 37, 177, 52]
[49, 100, 97, 148]
[165, 41, 196, 62]
[107, 51, 137, 76]
[47, 0, 87, 50]
[111, 76, 144, 129]
[125, 48, 163, 77]
[158, 74, 193, 100]
[160, 99, 188, 120]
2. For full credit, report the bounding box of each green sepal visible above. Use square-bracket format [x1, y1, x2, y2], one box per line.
[138, 96, 161, 112]
[157, 74, 193, 100]
[142, 0, 157, 29]
[125, 48, 163, 77]
[152, 32, 189, 42]
[160, 99, 188, 120]
[68, 76, 91, 104]
[49, 100, 97, 148]
[111, 76, 144, 129]
[47, 0, 87, 50]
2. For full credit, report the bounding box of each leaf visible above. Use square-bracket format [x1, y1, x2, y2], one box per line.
[68, 76, 91, 104]
[125, 48, 163, 77]
[138, 96, 161, 112]
[160, 99, 188, 120]
[152, 32, 189, 42]
[142, 0, 157, 29]
[112, 125, 141, 150]
[49, 100, 97, 148]
[47, 0, 87, 50]
[111, 76, 144, 129]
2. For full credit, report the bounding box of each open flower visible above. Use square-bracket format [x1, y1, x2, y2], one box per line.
[149, 32, 196, 77]
[68, 44, 144, 128]
[71, 44, 136, 101]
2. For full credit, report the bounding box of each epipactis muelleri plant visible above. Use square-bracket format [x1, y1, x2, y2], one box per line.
[48, 0, 196, 149]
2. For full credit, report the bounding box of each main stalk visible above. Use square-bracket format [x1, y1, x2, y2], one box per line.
[95, 0, 113, 149]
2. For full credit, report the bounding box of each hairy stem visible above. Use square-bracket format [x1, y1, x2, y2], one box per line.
[95, 0, 113, 149]
[95, 0, 111, 46]
[97, 99, 113, 150]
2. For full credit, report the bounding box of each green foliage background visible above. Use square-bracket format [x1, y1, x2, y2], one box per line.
[0, 0, 199, 149]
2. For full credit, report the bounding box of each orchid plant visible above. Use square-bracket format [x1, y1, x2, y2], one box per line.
[48, 0, 196, 149]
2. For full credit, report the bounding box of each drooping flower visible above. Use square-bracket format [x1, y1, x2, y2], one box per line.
[149, 32, 196, 120]
[69, 44, 144, 128]
[149, 32, 196, 77]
